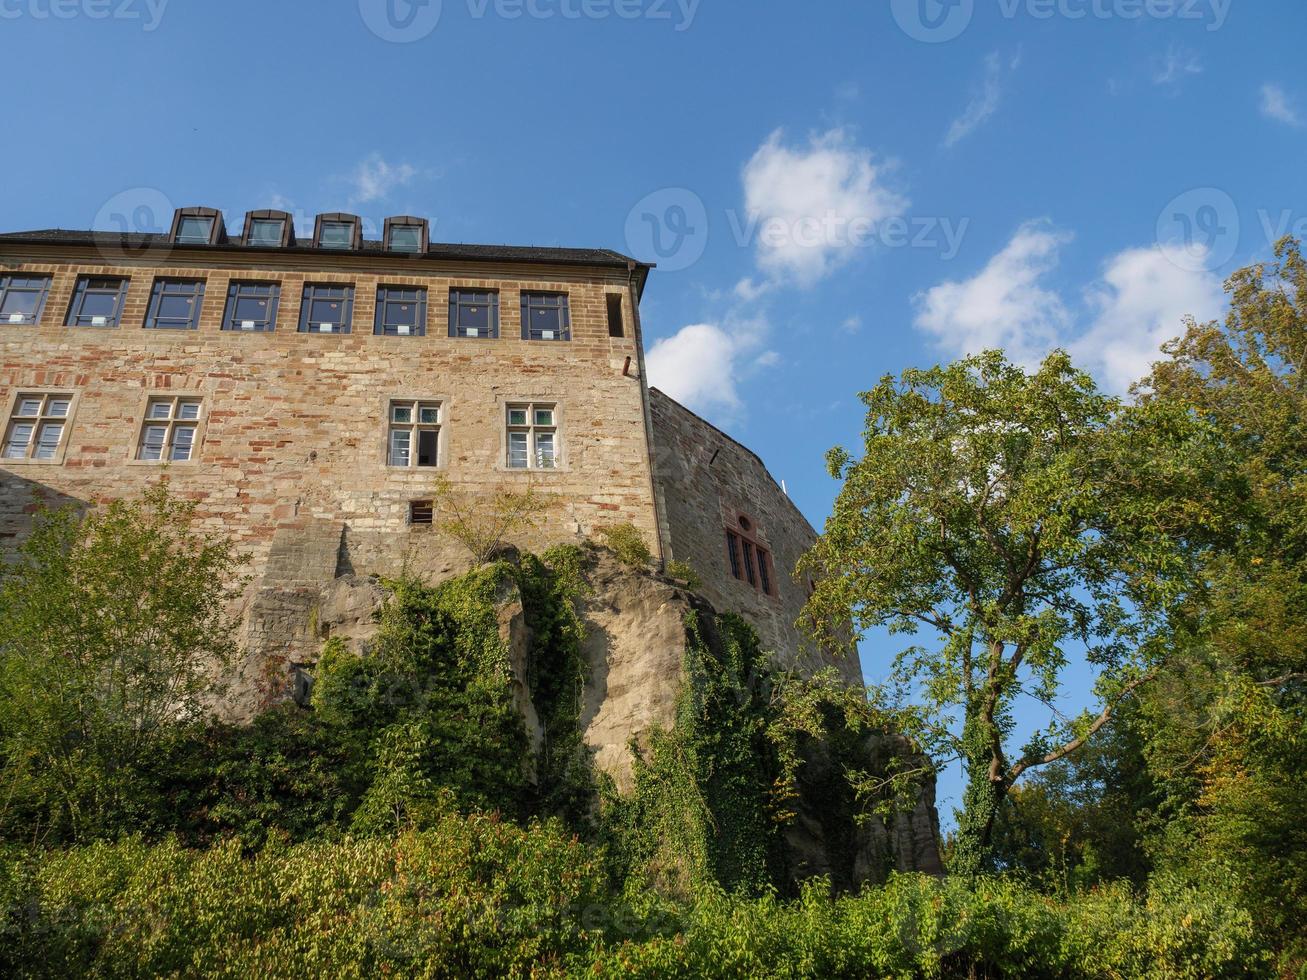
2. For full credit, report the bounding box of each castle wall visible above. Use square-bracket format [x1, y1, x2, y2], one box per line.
[0, 246, 660, 699]
[648, 388, 862, 684]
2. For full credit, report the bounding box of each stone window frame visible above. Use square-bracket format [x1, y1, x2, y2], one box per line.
[605, 290, 626, 338]
[0, 388, 80, 466]
[725, 512, 778, 598]
[497, 397, 566, 473]
[144, 277, 206, 331]
[0, 274, 53, 327]
[66, 275, 131, 328]
[221, 280, 281, 333]
[128, 392, 208, 466]
[384, 396, 448, 471]
[298, 283, 355, 334]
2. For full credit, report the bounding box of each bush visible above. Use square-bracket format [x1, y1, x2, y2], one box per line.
[595, 524, 653, 569]
[665, 559, 703, 590]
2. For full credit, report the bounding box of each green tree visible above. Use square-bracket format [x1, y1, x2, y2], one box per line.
[0, 481, 246, 842]
[1137, 237, 1307, 957]
[800, 350, 1213, 875]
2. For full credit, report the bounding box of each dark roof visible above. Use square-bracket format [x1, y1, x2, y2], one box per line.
[0, 229, 651, 272]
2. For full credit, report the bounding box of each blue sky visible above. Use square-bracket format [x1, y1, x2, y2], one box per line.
[4, 0, 1304, 818]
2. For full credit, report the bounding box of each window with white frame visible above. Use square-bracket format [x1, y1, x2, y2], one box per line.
[506, 403, 558, 470]
[3, 393, 72, 461]
[388, 399, 441, 468]
[137, 396, 203, 462]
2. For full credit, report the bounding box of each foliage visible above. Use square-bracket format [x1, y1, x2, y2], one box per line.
[0, 481, 247, 844]
[430, 474, 547, 564]
[799, 350, 1216, 874]
[0, 832, 1268, 980]
[595, 523, 654, 570]
[665, 559, 703, 590]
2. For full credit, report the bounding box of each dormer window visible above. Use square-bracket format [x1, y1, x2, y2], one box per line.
[170, 207, 224, 246]
[384, 216, 428, 254]
[314, 213, 361, 250]
[243, 210, 293, 247]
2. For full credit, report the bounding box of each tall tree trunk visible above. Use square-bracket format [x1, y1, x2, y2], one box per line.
[951, 705, 1003, 876]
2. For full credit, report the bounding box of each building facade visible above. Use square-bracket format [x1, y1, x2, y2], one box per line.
[0, 209, 857, 701]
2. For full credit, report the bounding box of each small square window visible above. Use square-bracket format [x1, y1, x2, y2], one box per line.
[298, 284, 354, 334]
[521, 292, 571, 342]
[222, 282, 280, 332]
[0, 276, 53, 326]
[145, 279, 205, 330]
[137, 396, 202, 462]
[534, 408, 554, 426]
[67, 277, 129, 328]
[248, 219, 285, 246]
[449, 289, 500, 339]
[508, 408, 528, 427]
[176, 216, 215, 244]
[4, 392, 75, 463]
[375, 287, 427, 337]
[392, 405, 414, 424]
[410, 500, 435, 526]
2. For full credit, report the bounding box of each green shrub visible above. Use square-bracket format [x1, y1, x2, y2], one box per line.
[595, 524, 653, 569]
[665, 559, 703, 590]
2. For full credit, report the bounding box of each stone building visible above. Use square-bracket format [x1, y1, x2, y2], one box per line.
[0, 208, 941, 876]
[0, 207, 853, 687]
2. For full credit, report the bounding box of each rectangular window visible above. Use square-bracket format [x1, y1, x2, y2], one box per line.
[742, 541, 757, 587]
[298, 284, 354, 334]
[387, 399, 441, 468]
[387, 225, 423, 253]
[67, 276, 129, 328]
[606, 293, 625, 338]
[4, 392, 72, 462]
[137, 396, 202, 462]
[410, 500, 435, 526]
[247, 218, 285, 246]
[375, 287, 427, 337]
[521, 292, 570, 342]
[0, 276, 52, 326]
[145, 279, 205, 330]
[505, 402, 559, 470]
[318, 221, 355, 249]
[222, 281, 280, 332]
[448, 289, 499, 339]
[726, 531, 742, 579]
[757, 548, 773, 595]
[176, 215, 215, 244]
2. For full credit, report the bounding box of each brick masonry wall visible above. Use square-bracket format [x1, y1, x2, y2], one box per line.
[648, 389, 863, 684]
[0, 244, 657, 585]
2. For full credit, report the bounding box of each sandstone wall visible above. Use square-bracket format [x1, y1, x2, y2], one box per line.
[648, 388, 861, 684]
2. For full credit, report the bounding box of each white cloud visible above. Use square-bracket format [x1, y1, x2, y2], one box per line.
[646, 324, 743, 415]
[1261, 83, 1302, 127]
[733, 276, 775, 303]
[914, 225, 1224, 393]
[741, 128, 907, 286]
[913, 221, 1073, 367]
[841, 315, 863, 334]
[347, 154, 419, 204]
[1153, 45, 1203, 87]
[945, 51, 1019, 148]
[1073, 245, 1224, 393]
